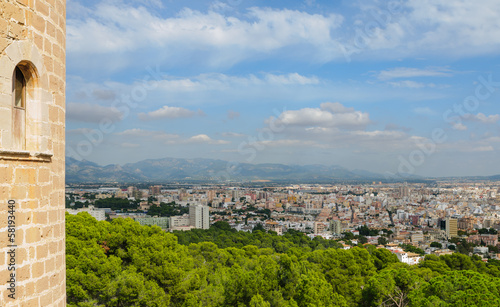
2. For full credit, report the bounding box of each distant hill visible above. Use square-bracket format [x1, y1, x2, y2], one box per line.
[65, 156, 424, 183]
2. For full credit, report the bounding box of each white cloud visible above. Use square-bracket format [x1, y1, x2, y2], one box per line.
[350, 1, 500, 59]
[320, 102, 354, 114]
[67, 102, 124, 123]
[264, 73, 320, 85]
[154, 73, 320, 93]
[184, 134, 230, 145]
[138, 106, 204, 120]
[388, 80, 427, 89]
[221, 132, 246, 137]
[452, 123, 468, 131]
[270, 102, 371, 129]
[67, 4, 344, 66]
[115, 129, 228, 145]
[463, 113, 500, 124]
[378, 67, 452, 80]
[67, 1, 500, 70]
[405, 0, 500, 54]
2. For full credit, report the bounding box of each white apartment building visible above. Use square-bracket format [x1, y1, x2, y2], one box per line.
[66, 206, 106, 221]
[189, 204, 210, 229]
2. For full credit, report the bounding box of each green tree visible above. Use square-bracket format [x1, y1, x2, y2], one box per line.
[372, 248, 399, 271]
[430, 242, 442, 248]
[363, 267, 425, 307]
[378, 237, 388, 246]
[409, 270, 500, 306]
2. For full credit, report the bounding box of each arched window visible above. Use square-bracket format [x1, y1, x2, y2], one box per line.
[14, 66, 26, 108]
[12, 65, 27, 150]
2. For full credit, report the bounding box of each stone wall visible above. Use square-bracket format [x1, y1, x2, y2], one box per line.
[0, 0, 66, 306]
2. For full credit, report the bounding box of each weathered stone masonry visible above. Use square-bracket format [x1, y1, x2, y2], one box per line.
[0, 0, 66, 306]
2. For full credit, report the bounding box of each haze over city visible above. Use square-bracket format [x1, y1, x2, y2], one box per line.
[65, 0, 500, 177]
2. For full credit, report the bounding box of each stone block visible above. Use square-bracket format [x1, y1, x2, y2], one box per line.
[35, 0, 49, 18]
[32, 261, 44, 278]
[8, 21, 26, 40]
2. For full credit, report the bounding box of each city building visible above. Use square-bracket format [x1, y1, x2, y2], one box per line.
[473, 246, 489, 254]
[170, 215, 193, 231]
[189, 204, 210, 229]
[66, 206, 106, 221]
[134, 217, 170, 230]
[467, 234, 498, 246]
[446, 217, 458, 239]
[330, 219, 343, 235]
[150, 185, 161, 196]
[411, 232, 424, 243]
[398, 183, 410, 198]
[0, 0, 67, 305]
[314, 222, 328, 234]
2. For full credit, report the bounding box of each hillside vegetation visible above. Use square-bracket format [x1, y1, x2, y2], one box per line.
[67, 213, 500, 307]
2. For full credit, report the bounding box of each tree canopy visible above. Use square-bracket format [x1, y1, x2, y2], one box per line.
[66, 213, 500, 307]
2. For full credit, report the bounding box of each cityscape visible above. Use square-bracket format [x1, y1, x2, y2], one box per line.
[66, 179, 500, 266]
[2, 0, 500, 306]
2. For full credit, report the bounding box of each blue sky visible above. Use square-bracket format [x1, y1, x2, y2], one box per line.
[65, 0, 500, 177]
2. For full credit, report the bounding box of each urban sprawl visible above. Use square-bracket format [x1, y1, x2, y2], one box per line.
[66, 181, 500, 266]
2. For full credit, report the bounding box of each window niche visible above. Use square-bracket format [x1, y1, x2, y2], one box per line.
[1, 42, 53, 161]
[12, 65, 27, 150]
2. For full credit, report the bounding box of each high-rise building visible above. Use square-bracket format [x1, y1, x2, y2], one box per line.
[446, 217, 458, 239]
[398, 183, 410, 198]
[189, 204, 210, 229]
[0, 1, 66, 305]
[127, 186, 137, 196]
[150, 185, 161, 195]
[330, 219, 342, 235]
[207, 190, 216, 202]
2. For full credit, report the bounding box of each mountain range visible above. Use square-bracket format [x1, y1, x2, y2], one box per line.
[65, 157, 425, 183]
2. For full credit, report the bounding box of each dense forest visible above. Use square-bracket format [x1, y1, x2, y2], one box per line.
[67, 212, 500, 306]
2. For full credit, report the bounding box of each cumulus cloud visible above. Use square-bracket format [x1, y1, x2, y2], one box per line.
[184, 134, 230, 145]
[67, 4, 344, 66]
[67, 102, 124, 123]
[256, 102, 444, 155]
[138, 106, 204, 120]
[320, 102, 354, 114]
[269, 102, 371, 129]
[67, 0, 500, 71]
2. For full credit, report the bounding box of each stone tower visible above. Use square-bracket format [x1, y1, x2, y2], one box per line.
[0, 0, 66, 306]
